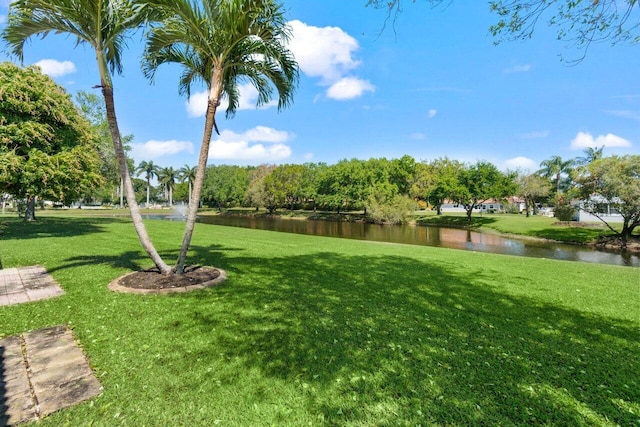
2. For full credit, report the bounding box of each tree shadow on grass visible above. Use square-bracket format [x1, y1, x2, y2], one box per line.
[46, 244, 236, 277]
[168, 249, 639, 425]
[0, 217, 123, 241]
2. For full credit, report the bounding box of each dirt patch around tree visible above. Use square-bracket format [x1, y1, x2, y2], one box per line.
[108, 265, 227, 294]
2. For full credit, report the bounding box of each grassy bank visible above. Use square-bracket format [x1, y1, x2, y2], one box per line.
[1, 216, 638, 425]
[8, 206, 623, 245]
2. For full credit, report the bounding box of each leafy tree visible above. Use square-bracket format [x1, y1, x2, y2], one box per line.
[368, 0, 639, 60]
[316, 159, 377, 213]
[136, 160, 160, 207]
[244, 164, 276, 211]
[141, 0, 299, 274]
[262, 164, 310, 211]
[203, 165, 250, 210]
[3, 0, 172, 272]
[0, 62, 102, 221]
[455, 161, 515, 221]
[573, 155, 640, 249]
[411, 158, 464, 215]
[516, 172, 551, 217]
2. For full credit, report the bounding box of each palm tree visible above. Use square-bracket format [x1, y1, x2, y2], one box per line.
[576, 146, 604, 166]
[157, 166, 178, 206]
[179, 164, 197, 205]
[3, 0, 172, 274]
[142, 0, 298, 274]
[537, 155, 574, 194]
[136, 160, 159, 207]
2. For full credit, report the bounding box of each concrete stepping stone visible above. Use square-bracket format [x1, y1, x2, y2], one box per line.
[0, 326, 102, 425]
[0, 266, 64, 306]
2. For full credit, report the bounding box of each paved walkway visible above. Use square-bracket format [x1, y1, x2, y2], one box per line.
[0, 326, 102, 426]
[0, 266, 64, 306]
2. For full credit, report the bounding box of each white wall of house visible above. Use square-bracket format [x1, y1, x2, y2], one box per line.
[575, 210, 624, 223]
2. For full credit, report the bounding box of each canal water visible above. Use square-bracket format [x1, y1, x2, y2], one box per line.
[151, 214, 639, 267]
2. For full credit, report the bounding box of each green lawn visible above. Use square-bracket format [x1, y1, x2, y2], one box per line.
[1, 216, 638, 426]
[414, 212, 615, 243]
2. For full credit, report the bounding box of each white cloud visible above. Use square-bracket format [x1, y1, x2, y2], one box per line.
[185, 92, 209, 118]
[410, 133, 426, 140]
[185, 84, 277, 118]
[132, 139, 194, 160]
[427, 109, 438, 119]
[570, 131, 632, 149]
[209, 126, 293, 162]
[33, 59, 76, 77]
[504, 156, 538, 171]
[288, 20, 360, 83]
[504, 64, 531, 73]
[326, 77, 375, 100]
[287, 20, 374, 100]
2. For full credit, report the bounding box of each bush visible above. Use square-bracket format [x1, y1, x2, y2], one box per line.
[555, 204, 575, 221]
[366, 194, 415, 224]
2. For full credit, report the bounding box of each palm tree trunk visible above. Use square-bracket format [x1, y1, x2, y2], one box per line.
[101, 85, 172, 274]
[176, 79, 221, 274]
[146, 176, 151, 207]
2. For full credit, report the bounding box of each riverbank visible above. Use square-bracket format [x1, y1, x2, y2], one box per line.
[7, 206, 638, 252]
[200, 208, 640, 250]
[1, 216, 638, 425]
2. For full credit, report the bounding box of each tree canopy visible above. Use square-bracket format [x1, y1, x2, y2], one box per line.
[0, 62, 102, 220]
[573, 155, 640, 248]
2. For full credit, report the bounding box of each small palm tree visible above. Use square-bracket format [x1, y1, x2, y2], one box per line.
[3, 0, 172, 273]
[179, 164, 197, 205]
[141, 0, 299, 274]
[136, 160, 159, 207]
[537, 155, 574, 194]
[576, 146, 604, 166]
[157, 166, 178, 206]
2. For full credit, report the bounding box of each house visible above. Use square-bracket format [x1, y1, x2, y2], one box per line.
[440, 198, 505, 214]
[573, 196, 624, 223]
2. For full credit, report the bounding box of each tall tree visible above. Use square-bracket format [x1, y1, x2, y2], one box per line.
[575, 146, 605, 166]
[516, 172, 551, 217]
[574, 155, 640, 249]
[537, 155, 574, 195]
[455, 161, 515, 221]
[142, 0, 299, 274]
[0, 63, 102, 221]
[157, 166, 178, 206]
[179, 164, 197, 206]
[3, 0, 172, 273]
[136, 160, 159, 207]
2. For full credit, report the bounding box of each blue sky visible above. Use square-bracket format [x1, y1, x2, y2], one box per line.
[1, 1, 638, 173]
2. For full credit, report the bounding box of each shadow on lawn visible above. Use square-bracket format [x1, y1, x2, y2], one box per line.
[0, 217, 122, 241]
[173, 248, 638, 425]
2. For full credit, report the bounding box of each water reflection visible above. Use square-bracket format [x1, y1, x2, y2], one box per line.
[146, 214, 638, 267]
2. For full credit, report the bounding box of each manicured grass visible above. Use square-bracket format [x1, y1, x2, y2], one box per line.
[1, 216, 638, 425]
[415, 212, 615, 243]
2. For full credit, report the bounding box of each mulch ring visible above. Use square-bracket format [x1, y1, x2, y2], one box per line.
[108, 265, 227, 294]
